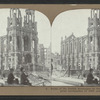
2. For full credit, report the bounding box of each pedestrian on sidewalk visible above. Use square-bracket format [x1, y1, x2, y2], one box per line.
[77, 71, 81, 79]
[51, 59, 53, 75]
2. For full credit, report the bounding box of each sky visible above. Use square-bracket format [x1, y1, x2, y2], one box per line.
[52, 9, 91, 54]
[0, 8, 51, 48]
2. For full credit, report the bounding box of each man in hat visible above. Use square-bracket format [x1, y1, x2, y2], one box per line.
[7, 68, 15, 84]
[20, 67, 31, 85]
[86, 68, 98, 84]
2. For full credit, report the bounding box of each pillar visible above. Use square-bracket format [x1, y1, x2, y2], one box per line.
[34, 38, 38, 71]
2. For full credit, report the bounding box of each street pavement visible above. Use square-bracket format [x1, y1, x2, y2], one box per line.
[52, 76, 85, 86]
[52, 80, 73, 86]
[52, 70, 85, 86]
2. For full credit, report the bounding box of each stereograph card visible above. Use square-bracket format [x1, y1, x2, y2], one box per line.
[0, 4, 100, 96]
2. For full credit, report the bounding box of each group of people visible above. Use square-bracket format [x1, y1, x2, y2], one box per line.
[77, 68, 99, 85]
[7, 67, 31, 85]
[6, 63, 100, 85]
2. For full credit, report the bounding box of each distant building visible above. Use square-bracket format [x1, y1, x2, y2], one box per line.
[61, 9, 100, 72]
[51, 53, 61, 70]
[44, 46, 51, 69]
[0, 8, 38, 72]
[38, 44, 45, 65]
[0, 35, 7, 70]
[38, 44, 51, 71]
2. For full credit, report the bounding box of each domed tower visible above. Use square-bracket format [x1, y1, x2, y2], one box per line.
[87, 9, 100, 70]
[6, 8, 22, 70]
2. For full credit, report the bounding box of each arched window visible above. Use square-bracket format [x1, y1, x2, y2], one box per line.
[66, 44, 68, 54]
[79, 42, 81, 52]
[70, 43, 72, 53]
[63, 43, 65, 54]
[9, 36, 12, 42]
[32, 41, 34, 48]
[10, 22, 12, 26]
[25, 54, 32, 63]
[24, 35, 29, 51]
[98, 37, 100, 45]
[74, 42, 76, 49]
[90, 36, 93, 43]
[17, 36, 20, 50]
[63, 44, 64, 54]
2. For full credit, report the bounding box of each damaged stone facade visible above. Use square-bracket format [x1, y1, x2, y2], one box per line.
[0, 8, 38, 72]
[61, 9, 100, 72]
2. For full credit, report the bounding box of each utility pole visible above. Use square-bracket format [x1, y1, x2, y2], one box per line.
[72, 37, 74, 75]
[65, 36, 67, 72]
[68, 41, 70, 77]
[81, 37, 84, 78]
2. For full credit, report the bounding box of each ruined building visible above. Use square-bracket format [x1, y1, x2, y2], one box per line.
[0, 8, 38, 72]
[61, 9, 100, 73]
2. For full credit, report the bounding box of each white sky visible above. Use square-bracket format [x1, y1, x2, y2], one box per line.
[52, 9, 91, 54]
[0, 8, 51, 48]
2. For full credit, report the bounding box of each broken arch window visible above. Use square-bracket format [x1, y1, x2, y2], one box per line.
[24, 35, 29, 51]
[9, 36, 12, 42]
[17, 36, 20, 50]
[90, 36, 93, 42]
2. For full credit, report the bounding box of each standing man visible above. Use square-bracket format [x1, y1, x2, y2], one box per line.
[51, 59, 53, 75]
[68, 65, 71, 77]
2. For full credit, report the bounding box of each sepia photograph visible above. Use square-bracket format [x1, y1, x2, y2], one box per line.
[0, 8, 51, 86]
[52, 9, 100, 86]
[1, 7, 100, 88]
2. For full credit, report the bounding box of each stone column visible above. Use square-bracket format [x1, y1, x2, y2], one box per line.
[87, 32, 89, 70]
[14, 31, 18, 70]
[21, 33, 24, 66]
[99, 10, 100, 18]
[33, 12, 35, 22]
[30, 32, 34, 71]
[26, 15, 28, 23]
[34, 38, 38, 71]
[91, 9, 92, 18]
[31, 14, 32, 22]
[28, 15, 29, 22]
[22, 34, 24, 52]
[11, 35, 13, 69]
[10, 9, 12, 18]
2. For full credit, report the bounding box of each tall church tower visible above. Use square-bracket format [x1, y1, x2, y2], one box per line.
[6, 8, 38, 72]
[22, 9, 38, 71]
[7, 8, 22, 70]
[87, 9, 100, 70]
